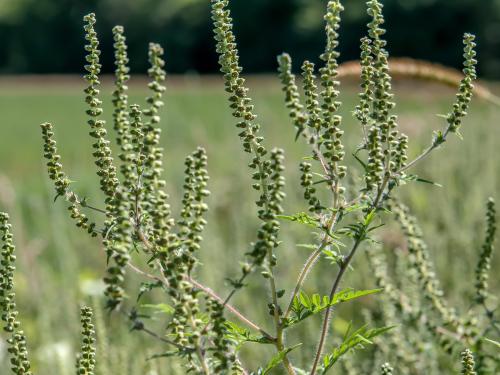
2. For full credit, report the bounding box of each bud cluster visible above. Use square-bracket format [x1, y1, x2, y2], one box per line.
[0, 213, 33, 375]
[475, 198, 496, 303]
[76, 306, 96, 375]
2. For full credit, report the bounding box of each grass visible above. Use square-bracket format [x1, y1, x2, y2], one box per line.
[0, 75, 498, 373]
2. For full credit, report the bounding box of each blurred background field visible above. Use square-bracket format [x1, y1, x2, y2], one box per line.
[0, 0, 499, 373]
[0, 74, 499, 373]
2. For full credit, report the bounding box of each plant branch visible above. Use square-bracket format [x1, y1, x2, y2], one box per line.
[399, 127, 452, 173]
[310, 177, 388, 375]
[284, 212, 340, 321]
[188, 277, 274, 340]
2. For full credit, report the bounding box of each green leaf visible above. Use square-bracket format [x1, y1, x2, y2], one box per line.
[405, 174, 443, 187]
[224, 321, 274, 347]
[320, 325, 395, 374]
[137, 281, 163, 301]
[262, 343, 302, 374]
[352, 153, 368, 171]
[285, 289, 383, 328]
[277, 212, 320, 228]
[141, 303, 174, 315]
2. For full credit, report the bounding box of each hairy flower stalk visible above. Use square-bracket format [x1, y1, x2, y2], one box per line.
[461, 349, 477, 375]
[0, 213, 33, 375]
[277, 53, 308, 140]
[142, 43, 175, 248]
[76, 306, 97, 375]
[103, 185, 133, 310]
[363, 0, 402, 192]
[111, 25, 131, 151]
[163, 148, 213, 372]
[475, 198, 496, 303]
[211, 1, 293, 372]
[318, 0, 347, 206]
[400, 33, 477, 173]
[113, 41, 175, 250]
[392, 203, 468, 343]
[40, 123, 97, 236]
[354, 37, 374, 140]
[83, 13, 119, 206]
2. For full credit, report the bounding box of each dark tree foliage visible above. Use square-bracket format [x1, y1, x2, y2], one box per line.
[0, 0, 499, 77]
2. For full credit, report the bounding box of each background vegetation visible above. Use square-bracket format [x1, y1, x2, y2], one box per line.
[0, 76, 498, 373]
[2, 0, 500, 77]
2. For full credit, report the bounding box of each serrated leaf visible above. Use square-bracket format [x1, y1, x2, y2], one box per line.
[277, 212, 320, 228]
[225, 321, 274, 346]
[320, 325, 395, 374]
[286, 289, 383, 328]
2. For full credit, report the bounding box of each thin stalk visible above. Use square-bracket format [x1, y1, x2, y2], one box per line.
[265, 246, 296, 375]
[196, 345, 210, 375]
[284, 245, 325, 319]
[309, 238, 363, 375]
[191, 314, 210, 375]
[81, 203, 107, 214]
[310, 177, 388, 375]
[140, 326, 191, 351]
[126, 256, 271, 339]
[188, 277, 274, 340]
[284, 212, 339, 320]
[399, 128, 451, 173]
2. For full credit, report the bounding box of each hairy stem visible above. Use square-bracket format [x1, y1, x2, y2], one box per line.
[309, 238, 363, 375]
[188, 277, 274, 339]
[310, 177, 388, 375]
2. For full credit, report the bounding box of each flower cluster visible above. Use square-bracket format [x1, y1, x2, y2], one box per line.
[277, 53, 307, 139]
[0, 213, 32, 375]
[83, 14, 119, 205]
[111, 25, 130, 150]
[212, 0, 286, 280]
[392, 203, 461, 330]
[356, 0, 405, 192]
[164, 149, 210, 363]
[76, 306, 96, 375]
[381, 362, 393, 375]
[41, 123, 96, 235]
[447, 34, 477, 135]
[461, 349, 477, 375]
[475, 198, 496, 303]
[142, 43, 174, 248]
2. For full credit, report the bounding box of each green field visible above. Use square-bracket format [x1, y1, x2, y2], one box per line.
[0, 76, 498, 374]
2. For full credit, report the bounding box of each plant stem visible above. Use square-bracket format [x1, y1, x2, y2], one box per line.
[310, 178, 388, 375]
[126, 258, 272, 339]
[188, 277, 274, 340]
[266, 245, 296, 375]
[284, 213, 339, 320]
[309, 238, 363, 375]
[399, 128, 451, 173]
[140, 325, 191, 351]
[191, 314, 211, 375]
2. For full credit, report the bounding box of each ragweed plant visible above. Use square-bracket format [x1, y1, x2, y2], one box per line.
[0, 0, 495, 374]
